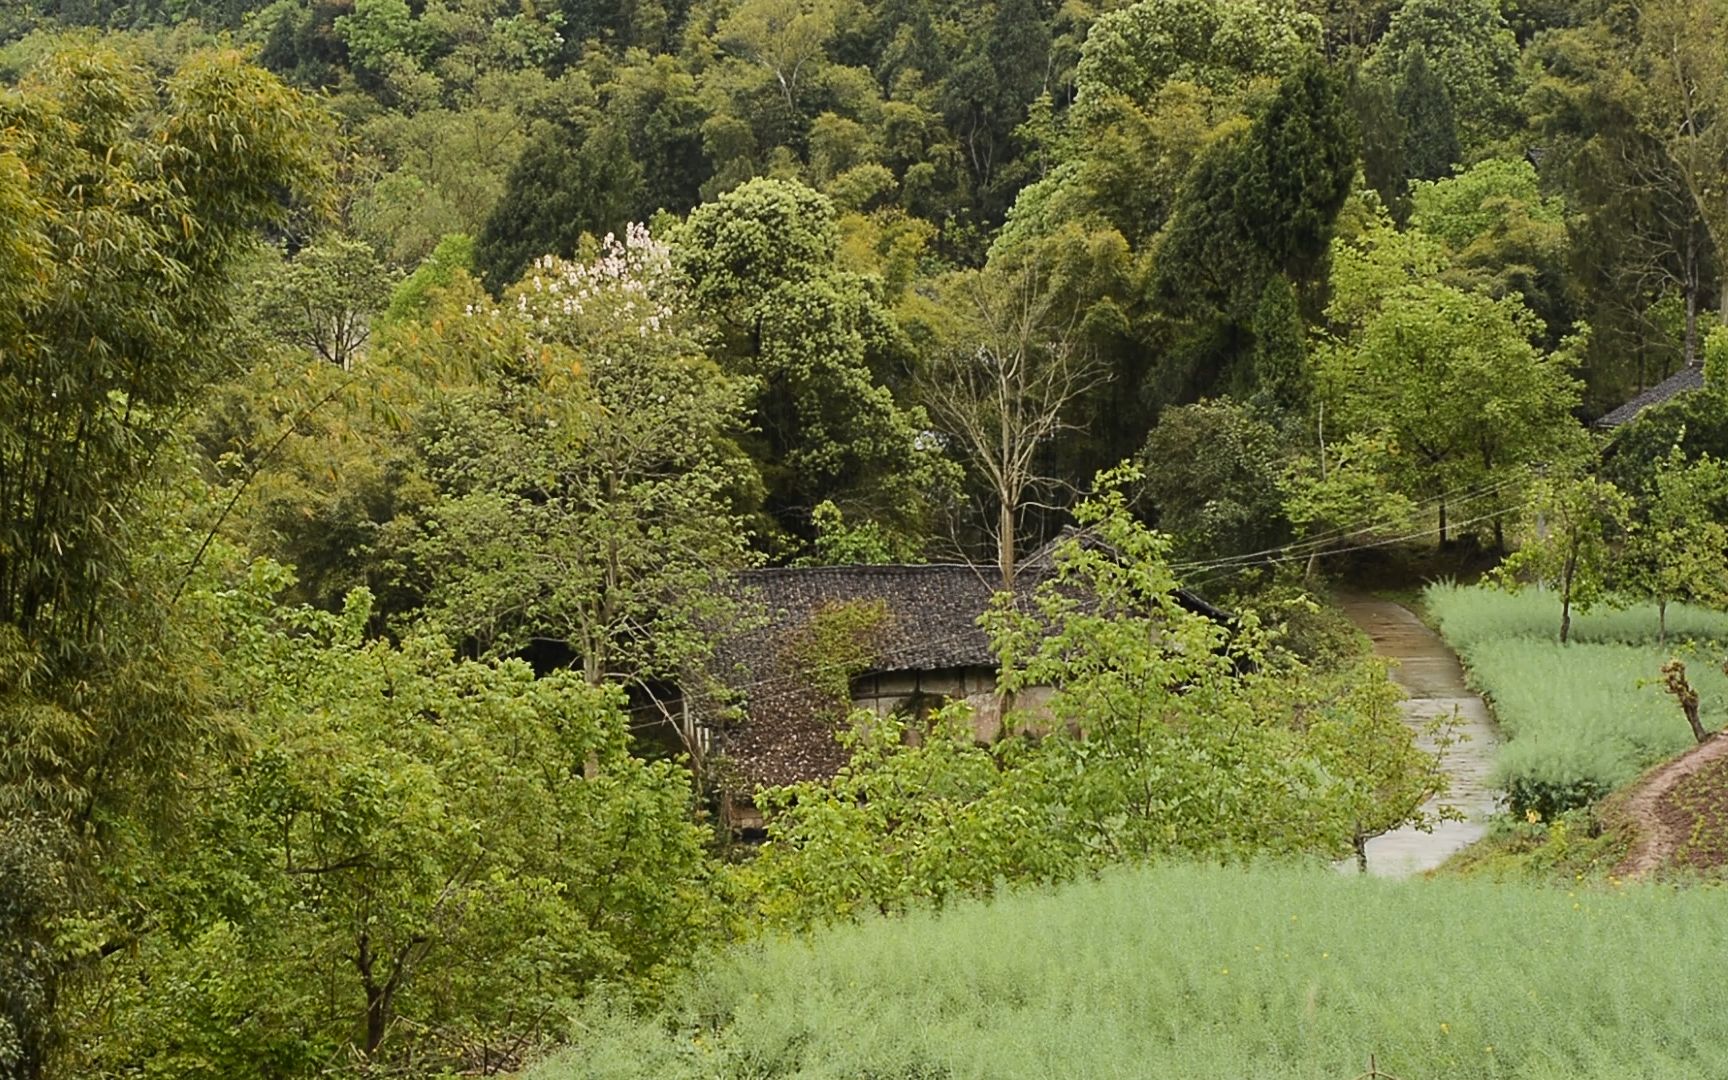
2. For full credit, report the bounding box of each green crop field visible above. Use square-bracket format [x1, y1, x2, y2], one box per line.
[528, 862, 1728, 1080]
[1424, 585, 1728, 813]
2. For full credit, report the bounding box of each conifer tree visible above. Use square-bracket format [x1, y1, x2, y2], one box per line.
[1250, 274, 1310, 419]
[474, 123, 646, 293]
[1395, 49, 1461, 186]
[1156, 56, 1357, 313]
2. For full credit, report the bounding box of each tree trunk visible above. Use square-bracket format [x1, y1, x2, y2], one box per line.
[1684, 227, 1701, 367]
[1662, 660, 1709, 743]
[1353, 829, 1368, 874]
[1559, 542, 1577, 645]
[356, 933, 392, 1056]
[1438, 499, 1448, 548]
[1660, 599, 1669, 647]
[998, 498, 1015, 591]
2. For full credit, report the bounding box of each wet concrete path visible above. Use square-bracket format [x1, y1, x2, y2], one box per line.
[1337, 594, 1501, 878]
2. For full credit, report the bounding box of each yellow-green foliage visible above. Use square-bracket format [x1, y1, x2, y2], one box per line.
[1426, 583, 1728, 813]
[529, 862, 1728, 1080]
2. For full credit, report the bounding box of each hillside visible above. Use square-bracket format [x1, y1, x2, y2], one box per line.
[13, 0, 1728, 1076]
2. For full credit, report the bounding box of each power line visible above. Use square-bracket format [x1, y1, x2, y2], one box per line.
[1181, 504, 1521, 592]
[1169, 475, 1522, 575]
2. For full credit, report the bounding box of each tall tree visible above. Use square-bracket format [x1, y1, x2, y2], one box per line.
[1365, 0, 1520, 149]
[919, 257, 1100, 587]
[474, 122, 645, 294]
[418, 227, 757, 695]
[1630, 0, 1728, 321]
[1525, 20, 1708, 387]
[677, 178, 953, 551]
[1393, 48, 1460, 186]
[938, 0, 1051, 213]
[0, 44, 330, 1077]
[1072, 0, 1320, 112]
[1156, 56, 1358, 315]
[1320, 211, 1584, 544]
[715, 0, 840, 116]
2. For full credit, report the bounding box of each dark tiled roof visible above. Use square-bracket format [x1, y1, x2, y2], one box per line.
[708, 564, 998, 789]
[1595, 365, 1704, 429]
[705, 560, 1228, 789]
[734, 564, 999, 674]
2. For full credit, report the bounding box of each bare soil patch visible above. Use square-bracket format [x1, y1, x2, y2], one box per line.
[1610, 733, 1728, 877]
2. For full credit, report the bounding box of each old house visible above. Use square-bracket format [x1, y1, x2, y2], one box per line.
[697, 560, 1228, 831]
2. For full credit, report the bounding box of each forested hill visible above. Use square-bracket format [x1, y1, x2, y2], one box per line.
[12, 1, 1728, 1076]
[3, 0, 1687, 427]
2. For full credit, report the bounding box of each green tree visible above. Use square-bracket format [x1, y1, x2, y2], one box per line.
[1627, 445, 1728, 643]
[1320, 210, 1585, 545]
[351, 90, 541, 266]
[677, 178, 952, 550]
[1408, 157, 1572, 342]
[1628, 0, 1728, 322]
[715, 0, 839, 116]
[991, 473, 1435, 864]
[798, 500, 912, 565]
[419, 227, 758, 705]
[333, 0, 433, 80]
[253, 234, 397, 369]
[1139, 399, 1290, 565]
[1288, 653, 1455, 872]
[1498, 468, 1634, 644]
[78, 587, 718, 1075]
[1155, 56, 1358, 315]
[381, 232, 476, 327]
[474, 122, 645, 294]
[1393, 48, 1460, 186]
[0, 45, 328, 1075]
[1365, 0, 1520, 149]
[937, 0, 1051, 212]
[1525, 20, 1709, 384]
[1072, 0, 1320, 113]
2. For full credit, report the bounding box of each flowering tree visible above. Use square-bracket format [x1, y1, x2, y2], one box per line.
[425, 226, 758, 737]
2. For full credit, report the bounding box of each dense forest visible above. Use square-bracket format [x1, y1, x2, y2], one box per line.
[8, 0, 1728, 1076]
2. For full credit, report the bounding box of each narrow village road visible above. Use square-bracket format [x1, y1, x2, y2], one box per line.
[1337, 594, 1501, 878]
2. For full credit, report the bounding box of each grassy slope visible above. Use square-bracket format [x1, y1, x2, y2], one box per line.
[1425, 585, 1728, 797]
[532, 863, 1728, 1080]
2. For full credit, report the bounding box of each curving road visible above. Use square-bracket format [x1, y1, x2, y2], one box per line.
[1337, 594, 1502, 878]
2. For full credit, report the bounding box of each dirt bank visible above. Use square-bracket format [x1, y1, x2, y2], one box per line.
[1610, 733, 1728, 878]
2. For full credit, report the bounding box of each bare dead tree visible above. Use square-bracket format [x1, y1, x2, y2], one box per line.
[921, 258, 1103, 590]
[1661, 658, 1711, 743]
